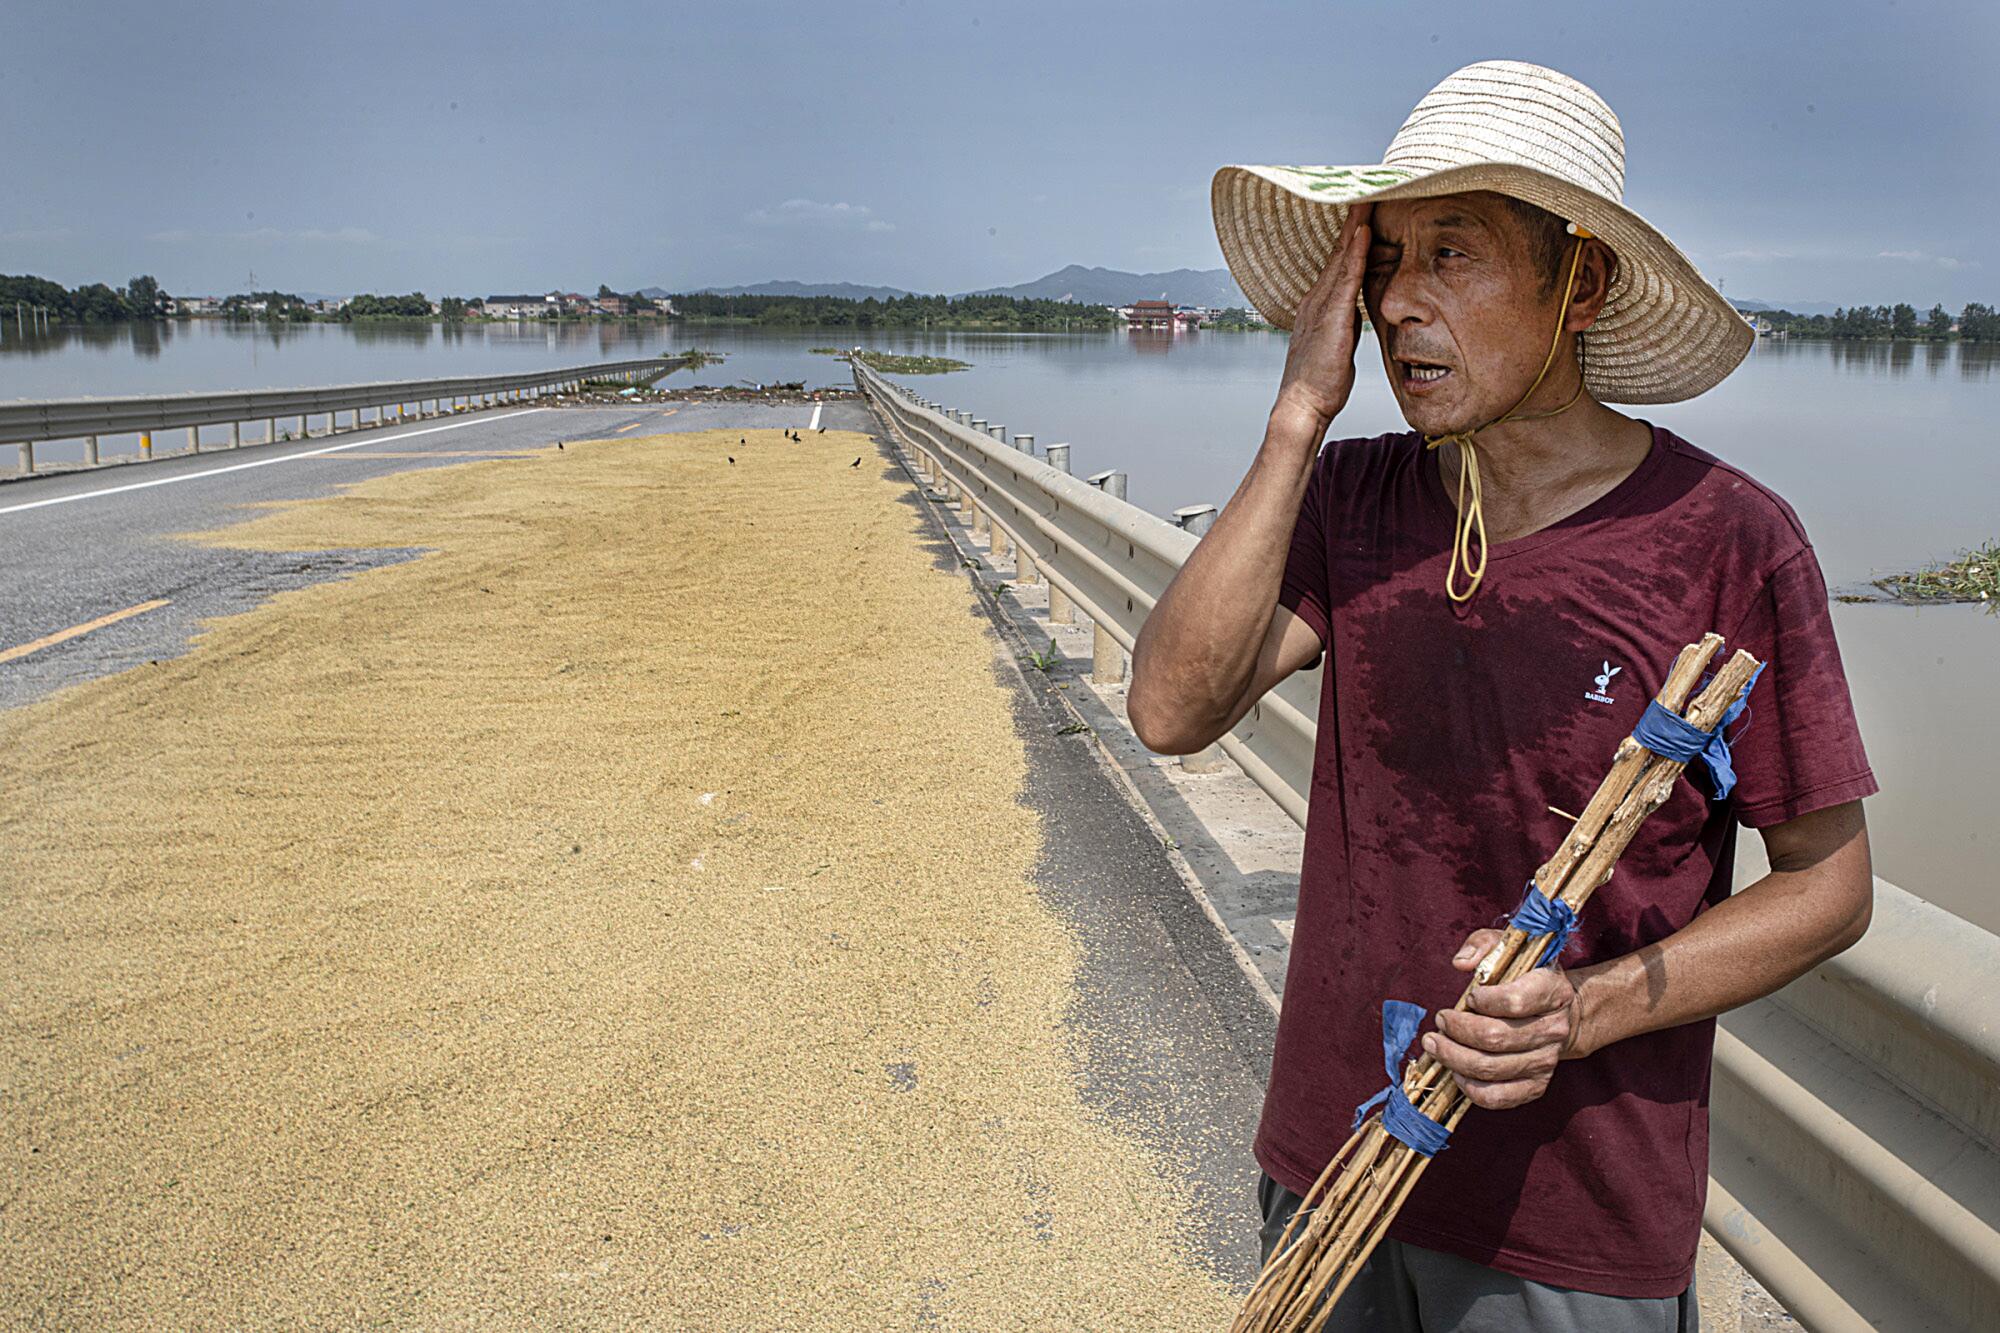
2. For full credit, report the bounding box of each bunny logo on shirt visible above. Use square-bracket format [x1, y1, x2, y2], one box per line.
[1585, 661, 1621, 705]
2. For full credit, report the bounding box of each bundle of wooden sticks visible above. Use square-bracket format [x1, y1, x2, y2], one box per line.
[1233, 633, 1764, 1333]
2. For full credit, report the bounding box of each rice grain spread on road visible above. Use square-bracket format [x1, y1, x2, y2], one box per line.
[0, 429, 1237, 1327]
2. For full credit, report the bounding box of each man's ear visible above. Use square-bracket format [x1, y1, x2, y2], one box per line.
[1566, 239, 1619, 333]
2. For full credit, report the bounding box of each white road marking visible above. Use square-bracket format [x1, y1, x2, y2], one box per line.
[808, 402, 822, 431]
[0, 409, 549, 516]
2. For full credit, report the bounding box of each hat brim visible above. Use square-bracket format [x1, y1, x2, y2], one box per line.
[1212, 161, 1753, 405]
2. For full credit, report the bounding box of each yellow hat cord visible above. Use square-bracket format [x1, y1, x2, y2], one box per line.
[1422, 227, 1594, 603]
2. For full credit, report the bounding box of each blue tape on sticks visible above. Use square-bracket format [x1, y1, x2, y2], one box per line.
[1627, 664, 1765, 800]
[1509, 883, 1579, 968]
[1352, 1000, 1452, 1157]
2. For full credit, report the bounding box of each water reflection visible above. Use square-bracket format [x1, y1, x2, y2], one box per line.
[345, 321, 436, 349]
[0, 317, 690, 397]
[1746, 335, 1996, 381]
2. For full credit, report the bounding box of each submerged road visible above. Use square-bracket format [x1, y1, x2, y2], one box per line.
[0, 402, 1271, 1326]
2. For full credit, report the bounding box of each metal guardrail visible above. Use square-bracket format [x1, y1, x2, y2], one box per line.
[2, 356, 687, 474]
[854, 358, 2000, 1333]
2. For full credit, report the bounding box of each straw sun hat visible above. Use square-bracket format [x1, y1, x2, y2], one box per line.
[1212, 59, 1753, 404]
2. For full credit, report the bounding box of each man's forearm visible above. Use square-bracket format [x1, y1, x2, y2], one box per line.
[1128, 404, 1324, 741]
[1566, 821, 1873, 1059]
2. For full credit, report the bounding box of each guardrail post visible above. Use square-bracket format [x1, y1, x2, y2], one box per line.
[971, 418, 987, 433]
[85, 436, 98, 466]
[972, 506, 989, 540]
[1049, 581, 1076, 624]
[1015, 433, 1034, 457]
[1046, 443, 1070, 474]
[16, 442, 32, 474]
[991, 518, 1011, 561]
[1172, 504, 1219, 537]
[988, 424, 1006, 444]
[187, 425, 199, 454]
[1086, 469, 1129, 501]
[1092, 624, 1126, 685]
[140, 430, 152, 458]
[231, 420, 241, 449]
[267, 417, 277, 444]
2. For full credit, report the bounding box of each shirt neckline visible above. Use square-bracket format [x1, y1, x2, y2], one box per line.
[1415, 420, 1667, 564]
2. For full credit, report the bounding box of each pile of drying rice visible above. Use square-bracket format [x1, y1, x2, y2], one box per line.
[0, 429, 1235, 1327]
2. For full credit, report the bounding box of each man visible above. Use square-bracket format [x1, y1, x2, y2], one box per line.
[1128, 61, 1877, 1331]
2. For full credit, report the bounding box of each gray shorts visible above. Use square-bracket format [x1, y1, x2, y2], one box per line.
[1257, 1172, 1700, 1333]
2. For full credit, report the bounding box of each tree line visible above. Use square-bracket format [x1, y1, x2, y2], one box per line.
[668, 291, 1120, 330]
[2, 273, 165, 322]
[1750, 302, 1999, 342]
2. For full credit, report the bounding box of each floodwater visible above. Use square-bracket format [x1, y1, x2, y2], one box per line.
[3, 320, 1994, 931]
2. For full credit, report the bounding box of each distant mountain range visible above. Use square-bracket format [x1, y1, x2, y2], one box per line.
[960, 265, 1250, 307]
[649, 272, 1867, 317]
[1730, 297, 1845, 317]
[640, 280, 912, 302]
[649, 265, 1252, 309]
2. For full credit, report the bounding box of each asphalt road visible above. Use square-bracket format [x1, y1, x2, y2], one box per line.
[0, 392, 1272, 1304]
[0, 398, 866, 711]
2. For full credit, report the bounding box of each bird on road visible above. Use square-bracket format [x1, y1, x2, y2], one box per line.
[557, 441, 565, 451]
[739, 437, 745, 445]
[728, 456, 736, 464]
[850, 457, 861, 468]
[817, 426, 826, 434]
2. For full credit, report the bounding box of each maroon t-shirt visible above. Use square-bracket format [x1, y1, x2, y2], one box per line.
[1263, 422, 1877, 1298]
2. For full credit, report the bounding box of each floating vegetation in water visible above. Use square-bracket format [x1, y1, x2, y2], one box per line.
[668, 347, 724, 370]
[1873, 541, 1999, 610]
[810, 347, 971, 374]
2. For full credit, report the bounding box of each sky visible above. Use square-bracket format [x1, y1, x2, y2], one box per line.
[4, 0, 1995, 309]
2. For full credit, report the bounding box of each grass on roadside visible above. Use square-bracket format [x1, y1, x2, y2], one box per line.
[1873, 540, 1999, 609]
[809, 347, 971, 374]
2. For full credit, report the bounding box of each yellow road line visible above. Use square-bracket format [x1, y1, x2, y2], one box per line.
[615, 422, 642, 433]
[1, 598, 172, 666]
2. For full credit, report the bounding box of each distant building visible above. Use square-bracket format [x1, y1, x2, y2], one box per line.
[596, 294, 627, 316]
[1124, 299, 1175, 329]
[485, 293, 559, 319]
[171, 295, 221, 315]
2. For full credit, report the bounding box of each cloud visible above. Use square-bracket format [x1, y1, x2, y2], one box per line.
[1714, 244, 1977, 271]
[1878, 249, 1975, 270]
[145, 225, 383, 245]
[1717, 248, 1802, 262]
[744, 198, 894, 233]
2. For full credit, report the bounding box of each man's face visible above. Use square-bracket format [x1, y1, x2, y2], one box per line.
[1361, 192, 1568, 436]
